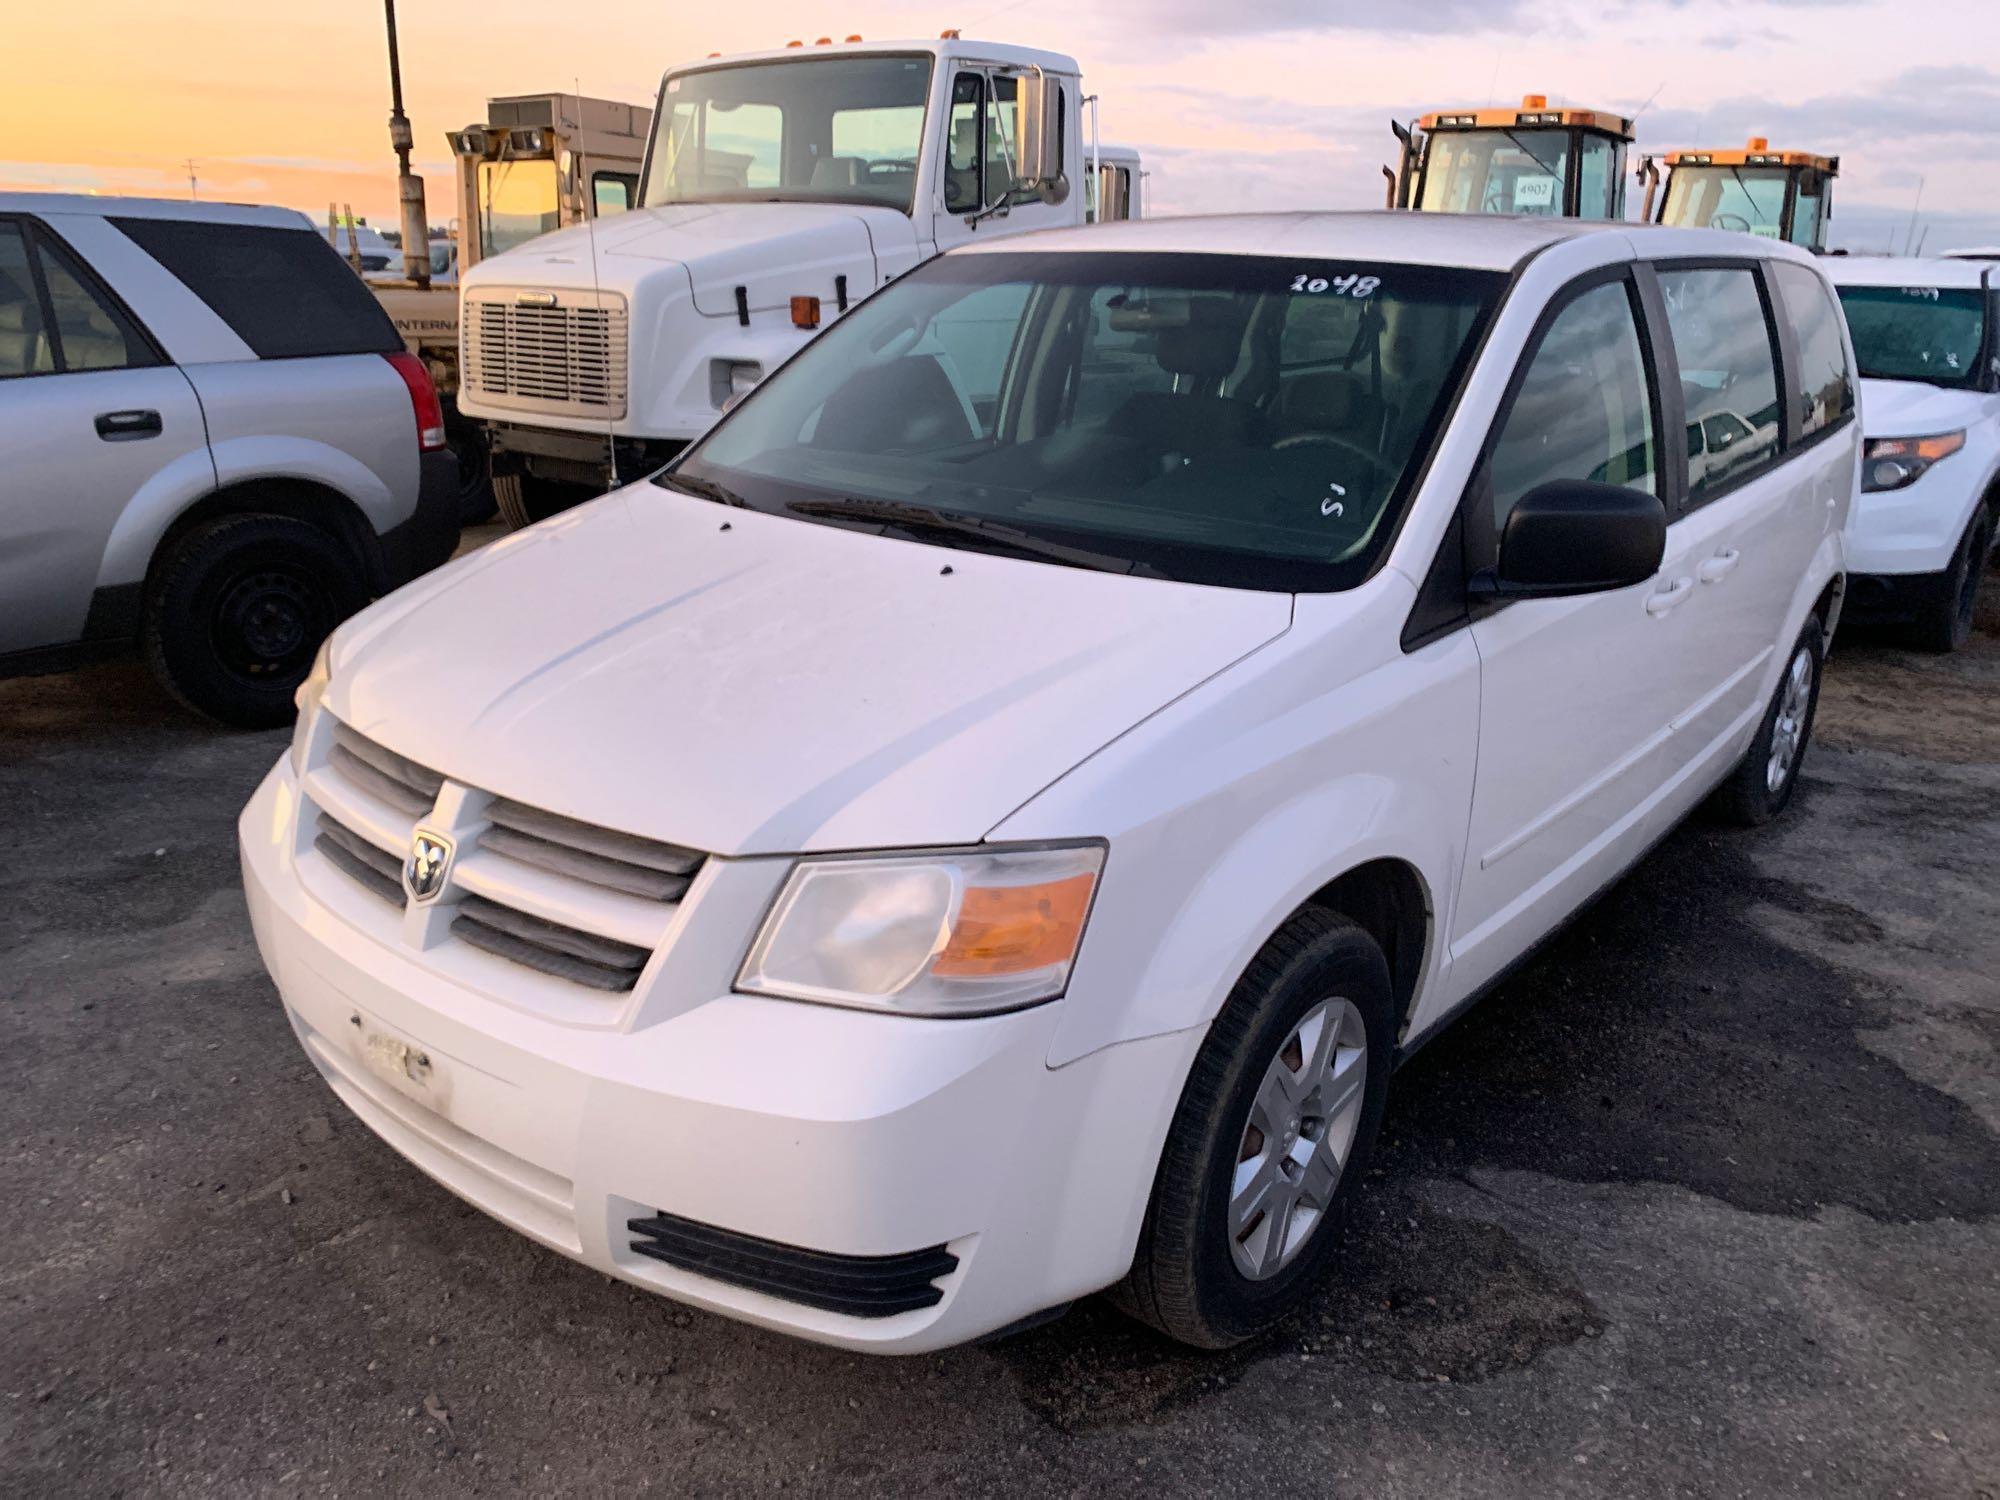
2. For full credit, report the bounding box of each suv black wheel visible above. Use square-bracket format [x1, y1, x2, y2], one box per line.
[143, 513, 367, 728]
[1111, 907, 1394, 1348]
[1910, 506, 1993, 654]
[1712, 613, 1825, 827]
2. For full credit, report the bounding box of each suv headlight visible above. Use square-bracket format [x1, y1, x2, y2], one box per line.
[737, 843, 1104, 1017]
[289, 637, 333, 777]
[1863, 430, 1964, 492]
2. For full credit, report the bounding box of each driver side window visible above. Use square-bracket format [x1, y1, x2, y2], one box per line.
[945, 73, 984, 214]
[1489, 279, 1657, 534]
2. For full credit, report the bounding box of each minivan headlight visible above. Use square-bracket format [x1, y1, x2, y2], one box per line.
[737, 844, 1104, 1017]
[289, 638, 333, 777]
[1863, 430, 1964, 492]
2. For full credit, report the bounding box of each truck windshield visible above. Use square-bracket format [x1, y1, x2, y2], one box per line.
[1836, 285, 1988, 387]
[1419, 129, 1569, 215]
[1661, 166, 1789, 237]
[663, 251, 1503, 591]
[644, 55, 933, 213]
[478, 159, 559, 257]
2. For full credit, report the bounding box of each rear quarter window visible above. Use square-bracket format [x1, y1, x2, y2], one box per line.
[110, 218, 402, 359]
[1770, 261, 1855, 437]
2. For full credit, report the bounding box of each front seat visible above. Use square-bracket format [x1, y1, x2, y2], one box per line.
[1107, 301, 1268, 465]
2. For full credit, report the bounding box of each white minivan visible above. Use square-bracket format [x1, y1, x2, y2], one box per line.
[241, 213, 1854, 1352]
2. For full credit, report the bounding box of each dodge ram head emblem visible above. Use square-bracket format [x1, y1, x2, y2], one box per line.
[405, 830, 454, 903]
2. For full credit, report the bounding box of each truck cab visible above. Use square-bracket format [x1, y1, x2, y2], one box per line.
[1642, 139, 1839, 250]
[1389, 94, 1634, 220]
[455, 35, 1119, 513]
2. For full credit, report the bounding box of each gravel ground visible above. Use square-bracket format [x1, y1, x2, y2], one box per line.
[3, 576, 1997, 1498]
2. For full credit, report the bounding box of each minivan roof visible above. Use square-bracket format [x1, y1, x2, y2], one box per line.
[953, 211, 1823, 274]
[0, 192, 313, 231]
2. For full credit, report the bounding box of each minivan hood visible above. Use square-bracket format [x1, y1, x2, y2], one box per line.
[327, 489, 1291, 857]
[464, 201, 918, 314]
[1858, 376, 1981, 437]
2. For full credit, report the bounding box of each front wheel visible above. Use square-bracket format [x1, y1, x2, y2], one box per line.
[142, 513, 367, 728]
[1111, 908, 1394, 1348]
[1910, 506, 1992, 654]
[1712, 614, 1825, 826]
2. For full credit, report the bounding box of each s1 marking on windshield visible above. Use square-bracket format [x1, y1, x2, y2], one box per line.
[1290, 273, 1380, 298]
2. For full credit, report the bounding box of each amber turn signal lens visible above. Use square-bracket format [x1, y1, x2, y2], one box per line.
[933, 872, 1097, 978]
[790, 295, 821, 328]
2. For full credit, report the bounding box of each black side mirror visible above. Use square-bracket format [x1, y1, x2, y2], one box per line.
[1473, 479, 1666, 600]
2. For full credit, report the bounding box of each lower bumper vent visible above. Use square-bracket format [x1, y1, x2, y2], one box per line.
[452, 894, 649, 992]
[626, 1212, 958, 1318]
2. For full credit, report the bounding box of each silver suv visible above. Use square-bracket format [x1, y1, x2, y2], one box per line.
[0, 195, 459, 725]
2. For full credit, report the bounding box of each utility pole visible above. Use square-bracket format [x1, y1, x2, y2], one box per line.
[185, 158, 198, 200]
[382, 0, 431, 285]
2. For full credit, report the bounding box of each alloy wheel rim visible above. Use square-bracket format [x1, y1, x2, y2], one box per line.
[1228, 997, 1368, 1281]
[1765, 647, 1814, 794]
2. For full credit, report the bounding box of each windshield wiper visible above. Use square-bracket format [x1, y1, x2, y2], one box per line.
[1501, 130, 1569, 193]
[655, 471, 748, 507]
[784, 496, 1155, 576]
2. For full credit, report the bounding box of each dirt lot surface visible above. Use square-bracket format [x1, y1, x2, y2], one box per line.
[4, 580, 1998, 1497]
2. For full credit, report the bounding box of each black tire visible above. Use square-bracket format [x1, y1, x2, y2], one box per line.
[493, 472, 594, 532]
[1711, 613, 1825, 827]
[142, 513, 367, 729]
[1909, 507, 1992, 655]
[448, 421, 496, 526]
[1111, 908, 1395, 1349]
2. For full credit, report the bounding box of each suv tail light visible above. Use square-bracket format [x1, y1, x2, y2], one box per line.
[384, 350, 447, 452]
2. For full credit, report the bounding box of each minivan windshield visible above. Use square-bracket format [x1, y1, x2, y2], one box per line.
[663, 251, 1502, 590]
[643, 56, 933, 213]
[1835, 285, 1988, 387]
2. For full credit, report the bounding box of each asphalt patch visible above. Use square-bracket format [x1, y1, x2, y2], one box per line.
[1381, 795, 2000, 1224]
[992, 1181, 1601, 1432]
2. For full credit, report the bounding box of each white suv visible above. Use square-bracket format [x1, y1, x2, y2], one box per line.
[0, 195, 460, 724]
[241, 214, 1854, 1352]
[1826, 256, 1998, 650]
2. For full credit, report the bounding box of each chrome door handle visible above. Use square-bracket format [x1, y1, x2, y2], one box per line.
[1697, 549, 1742, 584]
[1645, 577, 1695, 615]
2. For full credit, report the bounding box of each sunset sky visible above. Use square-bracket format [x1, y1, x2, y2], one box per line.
[9, 0, 1998, 252]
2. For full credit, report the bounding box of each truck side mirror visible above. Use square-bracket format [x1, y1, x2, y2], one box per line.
[1015, 72, 1066, 200]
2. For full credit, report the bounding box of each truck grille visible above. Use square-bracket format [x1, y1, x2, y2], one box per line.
[462, 288, 628, 421]
[302, 717, 702, 998]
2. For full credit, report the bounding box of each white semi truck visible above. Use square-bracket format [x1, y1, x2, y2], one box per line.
[455, 33, 1141, 518]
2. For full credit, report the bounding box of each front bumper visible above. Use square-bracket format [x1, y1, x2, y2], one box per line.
[1843, 461, 1984, 580]
[238, 761, 1196, 1352]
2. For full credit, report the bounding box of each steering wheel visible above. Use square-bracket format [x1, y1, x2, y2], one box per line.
[1484, 189, 1509, 214]
[867, 160, 917, 185]
[1710, 212, 1752, 234]
[1270, 432, 1399, 492]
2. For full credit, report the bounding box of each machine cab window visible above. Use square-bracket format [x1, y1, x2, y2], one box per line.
[1392, 95, 1634, 220]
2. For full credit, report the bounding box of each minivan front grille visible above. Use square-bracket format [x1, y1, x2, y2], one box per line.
[329, 722, 442, 817]
[304, 716, 698, 998]
[315, 816, 403, 905]
[452, 895, 651, 992]
[463, 290, 628, 420]
[478, 798, 702, 902]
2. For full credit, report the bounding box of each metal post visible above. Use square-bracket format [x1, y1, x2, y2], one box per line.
[383, 0, 431, 285]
